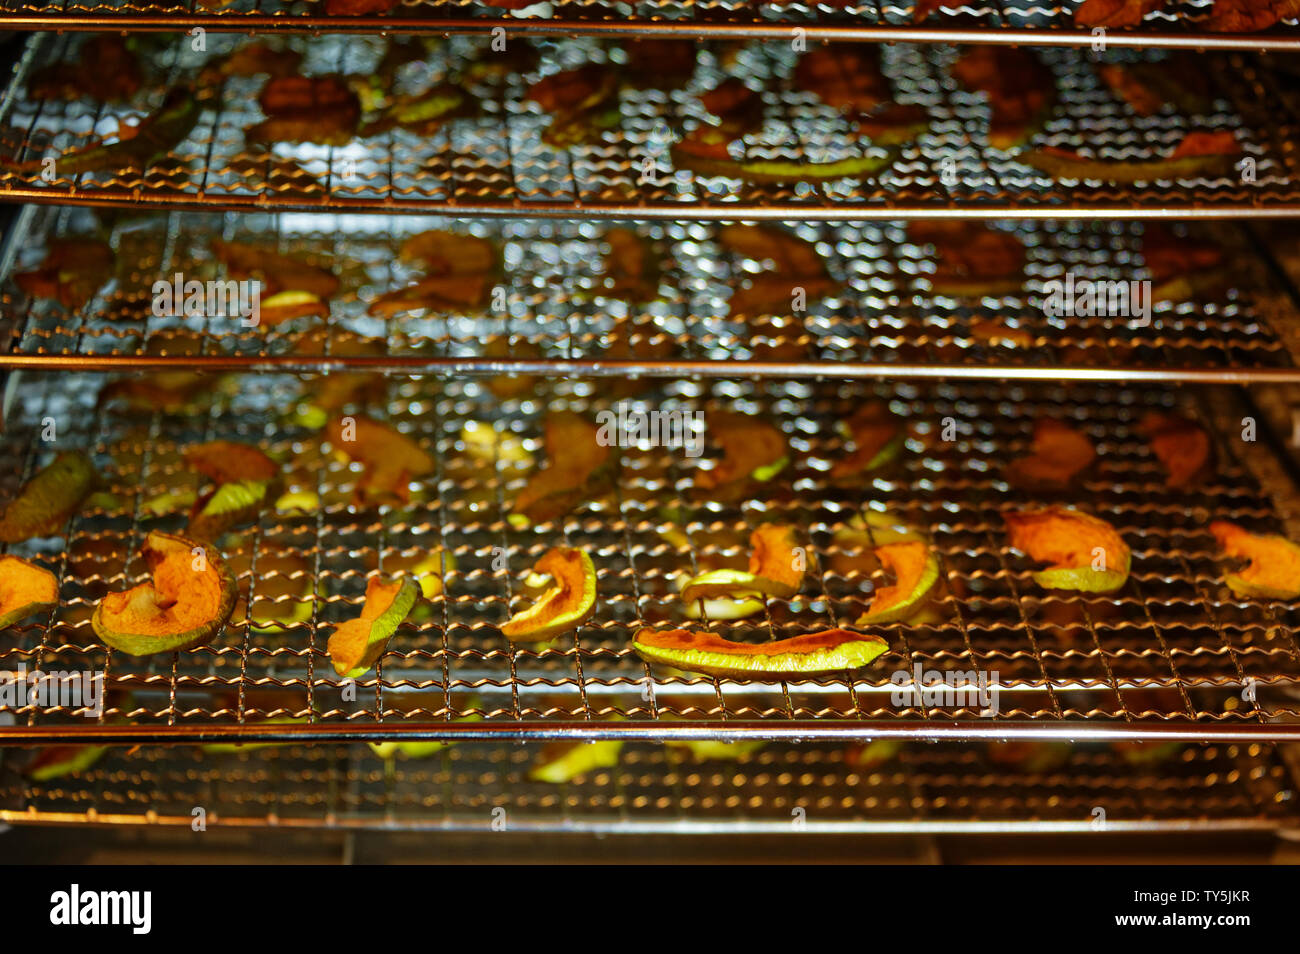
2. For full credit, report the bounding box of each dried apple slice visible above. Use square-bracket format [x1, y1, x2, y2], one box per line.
[26, 745, 108, 781]
[857, 541, 941, 624]
[1006, 420, 1095, 489]
[951, 47, 1056, 150]
[529, 740, 623, 783]
[0, 556, 58, 628]
[670, 149, 897, 184]
[719, 225, 839, 319]
[694, 411, 788, 501]
[513, 411, 611, 524]
[501, 547, 597, 643]
[1139, 413, 1213, 488]
[15, 238, 115, 311]
[794, 44, 890, 113]
[830, 401, 905, 483]
[328, 576, 421, 678]
[1075, 0, 1166, 27]
[92, 531, 238, 656]
[1020, 130, 1240, 182]
[188, 480, 271, 540]
[601, 228, 661, 304]
[911, 221, 1026, 297]
[680, 524, 804, 604]
[183, 441, 279, 485]
[1004, 508, 1131, 593]
[633, 627, 888, 680]
[326, 416, 433, 505]
[0, 452, 100, 543]
[1208, 521, 1300, 600]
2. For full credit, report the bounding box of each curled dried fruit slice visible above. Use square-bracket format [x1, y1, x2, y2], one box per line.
[680, 524, 804, 604]
[1004, 508, 1131, 593]
[1021, 131, 1240, 183]
[513, 412, 611, 524]
[858, 541, 941, 624]
[719, 225, 839, 319]
[326, 416, 433, 505]
[694, 412, 788, 501]
[183, 441, 278, 485]
[633, 627, 888, 680]
[0, 452, 100, 543]
[1139, 413, 1213, 488]
[831, 401, 905, 483]
[670, 148, 897, 184]
[1209, 521, 1300, 600]
[529, 740, 623, 783]
[1006, 420, 1095, 489]
[248, 74, 361, 145]
[910, 221, 1026, 297]
[795, 44, 890, 113]
[26, 745, 108, 781]
[188, 480, 271, 540]
[0, 556, 58, 628]
[502, 547, 597, 643]
[92, 531, 238, 656]
[951, 47, 1056, 150]
[328, 576, 421, 678]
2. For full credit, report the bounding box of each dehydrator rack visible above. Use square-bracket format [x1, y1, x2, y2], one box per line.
[1, 34, 1298, 218]
[2, 11, 1300, 837]
[0, 1, 1297, 51]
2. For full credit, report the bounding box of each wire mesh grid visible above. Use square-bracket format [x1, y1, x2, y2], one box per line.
[2, 370, 1300, 741]
[1, 207, 1295, 377]
[0, 1, 1295, 49]
[0, 33, 1296, 217]
[1, 738, 1296, 831]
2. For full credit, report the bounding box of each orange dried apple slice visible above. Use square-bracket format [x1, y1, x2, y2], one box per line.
[1139, 413, 1213, 488]
[1208, 521, 1300, 600]
[1020, 130, 1240, 182]
[325, 416, 433, 505]
[1004, 508, 1131, 593]
[183, 441, 279, 485]
[693, 411, 788, 501]
[501, 547, 597, 642]
[830, 401, 905, 483]
[92, 530, 238, 656]
[0, 556, 58, 628]
[328, 576, 421, 678]
[679, 524, 805, 604]
[857, 541, 941, 624]
[513, 412, 611, 525]
[632, 627, 888, 680]
[1005, 420, 1095, 489]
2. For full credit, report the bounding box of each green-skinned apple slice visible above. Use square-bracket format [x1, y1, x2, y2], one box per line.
[633, 627, 888, 680]
[328, 576, 421, 678]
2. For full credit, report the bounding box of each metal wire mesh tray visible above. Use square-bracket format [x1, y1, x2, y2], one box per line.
[0, 0, 1298, 51]
[2, 371, 1300, 743]
[0, 33, 1295, 218]
[2, 206, 1297, 381]
[1, 738, 1296, 832]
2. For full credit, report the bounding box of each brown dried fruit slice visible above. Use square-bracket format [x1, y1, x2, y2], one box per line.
[951, 47, 1056, 150]
[1143, 224, 1226, 301]
[1075, 0, 1166, 27]
[633, 627, 889, 680]
[830, 401, 905, 483]
[694, 411, 788, 501]
[1208, 521, 1300, 599]
[1021, 130, 1240, 183]
[1006, 420, 1095, 489]
[1204, 0, 1300, 32]
[0, 556, 58, 628]
[29, 35, 143, 103]
[1004, 508, 1131, 593]
[247, 75, 361, 146]
[527, 64, 621, 146]
[699, 78, 765, 138]
[0, 452, 100, 543]
[501, 547, 597, 642]
[368, 230, 498, 315]
[910, 221, 1026, 297]
[1097, 56, 1213, 117]
[183, 441, 279, 485]
[91, 530, 238, 656]
[794, 45, 890, 113]
[719, 225, 838, 319]
[1139, 413, 1213, 488]
[328, 576, 420, 678]
[325, 416, 433, 504]
[513, 412, 611, 524]
[601, 228, 661, 304]
[15, 239, 115, 311]
[624, 39, 698, 89]
[211, 239, 340, 301]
